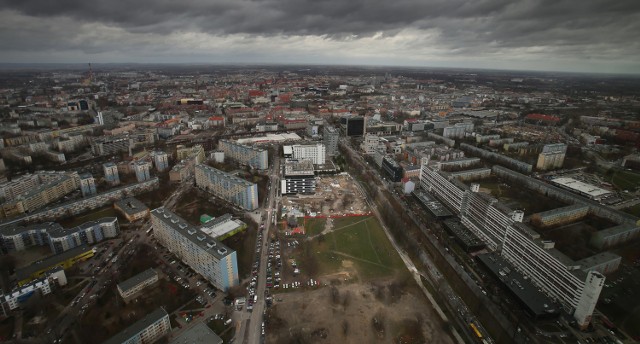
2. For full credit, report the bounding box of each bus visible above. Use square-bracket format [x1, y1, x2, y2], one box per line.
[146, 227, 153, 236]
[469, 322, 483, 339]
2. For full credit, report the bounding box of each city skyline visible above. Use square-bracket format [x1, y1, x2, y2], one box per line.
[0, 0, 639, 74]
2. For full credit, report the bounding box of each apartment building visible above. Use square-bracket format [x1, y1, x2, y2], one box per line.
[285, 143, 326, 165]
[176, 144, 205, 164]
[103, 162, 120, 185]
[0, 178, 158, 225]
[91, 135, 130, 156]
[531, 204, 590, 227]
[103, 308, 171, 344]
[537, 143, 567, 170]
[79, 173, 97, 197]
[420, 165, 604, 328]
[152, 151, 169, 172]
[218, 139, 268, 170]
[0, 172, 79, 219]
[117, 268, 159, 301]
[195, 165, 258, 211]
[0, 217, 119, 254]
[133, 160, 152, 182]
[151, 208, 239, 290]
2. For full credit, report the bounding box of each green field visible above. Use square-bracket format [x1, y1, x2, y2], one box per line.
[609, 170, 640, 191]
[302, 217, 327, 236]
[307, 216, 406, 280]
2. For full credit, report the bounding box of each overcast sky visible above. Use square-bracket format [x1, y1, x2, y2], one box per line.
[1, 0, 639, 74]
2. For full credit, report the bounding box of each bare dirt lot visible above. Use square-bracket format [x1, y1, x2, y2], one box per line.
[266, 281, 455, 344]
[281, 174, 369, 218]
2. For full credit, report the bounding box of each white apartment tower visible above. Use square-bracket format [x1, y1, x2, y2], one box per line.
[78, 173, 97, 197]
[152, 151, 169, 172]
[103, 162, 120, 185]
[133, 161, 152, 182]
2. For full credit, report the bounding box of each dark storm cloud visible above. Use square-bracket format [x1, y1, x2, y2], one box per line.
[0, 0, 639, 71]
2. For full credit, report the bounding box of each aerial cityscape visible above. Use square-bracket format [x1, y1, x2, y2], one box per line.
[0, 1, 639, 344]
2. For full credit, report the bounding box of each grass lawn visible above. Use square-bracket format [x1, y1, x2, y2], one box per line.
[303, 217, 327, 236]
[311, 216, 406, 280]
[609, 170, 640, 191]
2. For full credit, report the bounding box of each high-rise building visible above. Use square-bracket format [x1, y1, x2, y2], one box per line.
[151, 208, 239, 290]
[420, 165, 604, 328]
[340, 116, 365, 137]
[218, 140, 268, 170]
[103, 162, 120, 185]
[78, 173, 97, 197]
[284, 143, 326, 165]
[537, 143, 567, 171]
[195, 165, 259, 211]
[323, 125, 339, 156]
[133, 161, 152, 182]
[152, 151, 169, 172]
[281, 160, 316, 195]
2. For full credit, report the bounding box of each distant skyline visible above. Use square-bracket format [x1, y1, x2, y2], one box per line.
[1, 0, 639, 75]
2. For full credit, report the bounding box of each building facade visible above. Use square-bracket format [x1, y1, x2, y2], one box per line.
[103, 162, 120, 185]
[420, 165, 605, 328]
[133, 161, 152, 182]
[79, 173, 97, 197]
[117, 268, 159, 301]
[0, 218, 119, 254]
[195, 165, 259, 211]
[323, 125, 339, 156]
[286, 143, 326, 165]
[218, 139, 268, 170]
[281, 160, 316, 195]
[151, 208, 239, 290]
[152, 151, 169, 172]
[103, 307, 171, 344]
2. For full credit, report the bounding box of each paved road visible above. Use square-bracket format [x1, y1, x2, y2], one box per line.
[235, 154, 281, 344]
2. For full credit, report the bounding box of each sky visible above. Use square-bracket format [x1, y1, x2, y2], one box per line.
[1, 0, 639, 74]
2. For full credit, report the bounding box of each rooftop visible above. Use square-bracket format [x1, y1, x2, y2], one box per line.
[15, 245, 93, 281]
[114, 197, 149, 216]
[169, 322, 223, 344]
[551, 177, 612, 198]
[477, 253, 559, 318]
[117, 268, 158, 293]
[103, 308, 169, 344]
[152, 207, 234, 260]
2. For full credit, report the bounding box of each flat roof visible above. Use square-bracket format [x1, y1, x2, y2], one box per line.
[201, 216, 246, 239]
[412, 190, 454, 217]
[551, 177, 612, 198]
[576, 252, 621, 270]
[151, 208, 234, 260]
[169, 322, 223, 344]
[477, 253, 559, 318]
[443, 220, 484, 249]
[117, 268, 158, 293]
[103, 308, 169, 344]
[47, 217, 117, 239]
[16, 245, 93, 281]
[237, 132, 301, 145]
[114, 197, 149, 216]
